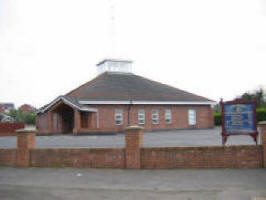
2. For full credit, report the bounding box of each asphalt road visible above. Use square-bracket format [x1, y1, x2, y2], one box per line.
[0, 167, 265, 200]
[0, 127, 262, 148]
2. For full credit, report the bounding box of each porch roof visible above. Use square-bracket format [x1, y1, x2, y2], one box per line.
[37, 96, 98, 114]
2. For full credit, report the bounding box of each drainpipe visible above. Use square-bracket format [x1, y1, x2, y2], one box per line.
[96, 111, 99, 128]
[128, 99, 133, 126]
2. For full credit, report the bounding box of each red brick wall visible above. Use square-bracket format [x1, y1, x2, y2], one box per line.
[36, 104, 214, 134]
[0, 122, 25, 136]
[36, 112, 48, 132]
[30, 148, 125, 168]
[78, 104, 214, 133]
[0, 149, 17, 166]
[0, 145, 263, 169]
[1, 126, 265, 169]
[125, 127, 143, 169]
[141, 145, 263, 169]
[16, 133, 35, 167]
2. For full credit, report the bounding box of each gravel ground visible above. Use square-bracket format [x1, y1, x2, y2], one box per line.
[0, 127, 261, 148]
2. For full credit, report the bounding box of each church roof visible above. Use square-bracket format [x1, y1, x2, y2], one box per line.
[38, 72, 214, 113]
[66, 72, 214, 103]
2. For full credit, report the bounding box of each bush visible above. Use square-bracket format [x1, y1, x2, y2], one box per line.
[214, 108, 266, 126]
[7, 109, 36, 125]
[23, 112, 36, 125]
[257, 108, 266, 122]
[214, 112, 221, 126]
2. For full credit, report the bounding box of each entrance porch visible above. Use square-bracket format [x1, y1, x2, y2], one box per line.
[47, 101, 97, 134]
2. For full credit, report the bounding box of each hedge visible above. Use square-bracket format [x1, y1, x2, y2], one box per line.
[257, 108, 266, 122]
[214, 112, 221, 126]
[214, 108, 266, 126]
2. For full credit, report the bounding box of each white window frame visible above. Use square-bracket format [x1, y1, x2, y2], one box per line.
[138, 109, 145, 125]
[165, 109, 172, 124]
[152, 109, 159, 124]
[188, 109, 196, 125]
[115, 109, 123, 125]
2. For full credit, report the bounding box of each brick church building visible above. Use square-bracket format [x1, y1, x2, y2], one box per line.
[37, 59, 215, 134]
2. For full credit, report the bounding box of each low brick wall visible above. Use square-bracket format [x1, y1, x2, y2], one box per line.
[0, 122, 25, 136]
[0, 149, 17, 166]
[30, 148, 125, 168]
[141, 145, 263, 169]
[0, 124, 266, 169]
[0, 146, 264, 169]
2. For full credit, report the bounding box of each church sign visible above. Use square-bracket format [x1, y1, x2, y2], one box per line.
[220, 99, 258, 145]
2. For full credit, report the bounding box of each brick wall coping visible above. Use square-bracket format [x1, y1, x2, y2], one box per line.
[125, 126, 144, 130]
[31, 148, 125, 152]
[16, 129, 36, 133]
[141, 145, 262, 151]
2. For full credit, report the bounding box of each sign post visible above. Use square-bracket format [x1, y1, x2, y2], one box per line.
[220, 99, 258, 145]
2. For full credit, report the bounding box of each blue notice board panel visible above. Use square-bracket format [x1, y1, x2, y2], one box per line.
[224, 104, 256, 134]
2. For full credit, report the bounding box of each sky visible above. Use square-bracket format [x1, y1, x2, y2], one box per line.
[0, 0, 266, 108]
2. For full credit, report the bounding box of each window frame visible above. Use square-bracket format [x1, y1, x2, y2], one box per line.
[188, 109, 196, 125]
[138, 109, 145, 125]
[114, 109, 123, 125]
[152, 109, 159, 124]
[165, 109, 172, 124]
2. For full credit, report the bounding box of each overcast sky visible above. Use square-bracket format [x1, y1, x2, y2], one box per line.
[0, 0, 266, 108]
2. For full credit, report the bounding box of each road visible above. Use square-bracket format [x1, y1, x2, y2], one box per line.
[0, 167, 265, 200]
[0, 127, 261, 148]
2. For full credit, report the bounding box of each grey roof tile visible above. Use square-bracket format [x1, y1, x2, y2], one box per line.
[66, 72, 213, 102]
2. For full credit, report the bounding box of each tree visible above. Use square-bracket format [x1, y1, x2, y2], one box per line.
[7, 109, 36, 125]
[240, 88, 266, 108]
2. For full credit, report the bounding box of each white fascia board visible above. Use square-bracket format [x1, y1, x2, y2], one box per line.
[37, 96, 62, 114]
[62, 98, 98, 112]
[79, 101, 131, 105]
[37, 97, 98, 114]
[79, 100, 216, 105]
[80, 107, 98, 112]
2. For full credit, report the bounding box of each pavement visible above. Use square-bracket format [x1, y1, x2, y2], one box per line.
[0, 167, 265, 200]
[0, 127, 262, 148]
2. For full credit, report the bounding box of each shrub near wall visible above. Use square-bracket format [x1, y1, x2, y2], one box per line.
[257, 108, 266, 122]
[214, 112, 221, 126]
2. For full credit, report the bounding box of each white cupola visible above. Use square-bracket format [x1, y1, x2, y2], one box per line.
[97, 59, 133, 74]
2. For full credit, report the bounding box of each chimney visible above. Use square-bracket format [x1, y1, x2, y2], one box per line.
[96, 59, 133, 75]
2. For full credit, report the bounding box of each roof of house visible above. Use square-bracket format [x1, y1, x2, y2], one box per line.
[37, 96, 98, 114]
[38, 72, 214, 113]
[0, 103, 15, 109]
[0, 113, 15, 122]
[66, 72, 214, 102]
[19, 104, 37, 112]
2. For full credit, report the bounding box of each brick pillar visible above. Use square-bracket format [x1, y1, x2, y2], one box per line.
[47, 110, 53, 133]
[73, 109, 81, 135]
[125, 126, 143, 169]
[259, 121, 266, 168]
[16, 129, 36, 167]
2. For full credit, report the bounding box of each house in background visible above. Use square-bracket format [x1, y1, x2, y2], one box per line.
[0, 103, 15, 113]
[37, 59, 215, 134]
[19, 104, 37, 112]
[0, 113, 15, 123]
